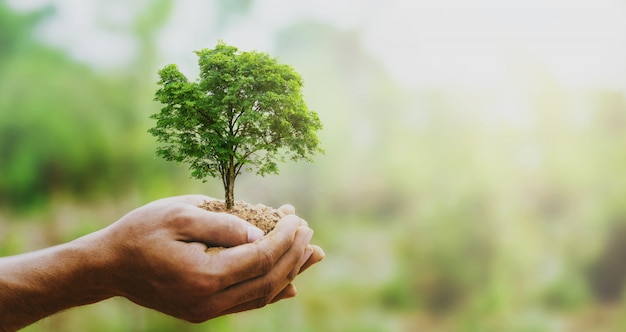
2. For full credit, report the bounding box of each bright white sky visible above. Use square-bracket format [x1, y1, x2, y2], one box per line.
[8, 0, 626, 91]
[362, 0, 626, 90]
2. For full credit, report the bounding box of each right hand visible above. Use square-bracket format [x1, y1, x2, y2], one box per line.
[88, 195, 320, 322]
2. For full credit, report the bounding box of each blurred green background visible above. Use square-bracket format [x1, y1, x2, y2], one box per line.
[2, 0, 626, 331]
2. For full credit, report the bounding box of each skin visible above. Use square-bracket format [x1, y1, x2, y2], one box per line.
[0, 195, 325, 331]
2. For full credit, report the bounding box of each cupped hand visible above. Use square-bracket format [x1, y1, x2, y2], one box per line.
[94, 195, 323, 322]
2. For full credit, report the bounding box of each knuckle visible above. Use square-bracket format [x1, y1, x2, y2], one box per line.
[254, 298, 269, 309]
[168, 204, 194, 227]
[254, 293, 273, 309]
[195, 275, 221, 295]
[183, 299, 220, 324]
[255, 247, 275, 275]
[180, 301, 209, 323]
[254, 276, 278, 308]
[287, 266, 299, 281]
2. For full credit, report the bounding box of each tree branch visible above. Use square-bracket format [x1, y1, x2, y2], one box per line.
[194, 107, 224, 140]
[233, 109, 245, 128]
[234, 162, 244, 176]
[238, 135, 282, 163]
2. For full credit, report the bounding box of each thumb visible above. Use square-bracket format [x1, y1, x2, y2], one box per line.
[178, 207, 264, 247]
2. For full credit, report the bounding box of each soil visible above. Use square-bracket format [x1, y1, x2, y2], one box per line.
[198, 200, 284, 234]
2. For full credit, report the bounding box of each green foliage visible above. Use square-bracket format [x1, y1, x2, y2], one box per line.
[149, 41, 323, 207]
[0, 1, 47, 59]
[0, 2, 152, 210]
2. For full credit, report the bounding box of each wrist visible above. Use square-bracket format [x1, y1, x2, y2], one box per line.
[0, 231, 115, 331]
[65, 230, 118, 302]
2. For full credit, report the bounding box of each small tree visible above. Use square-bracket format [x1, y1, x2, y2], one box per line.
[149, 41, 323, 209]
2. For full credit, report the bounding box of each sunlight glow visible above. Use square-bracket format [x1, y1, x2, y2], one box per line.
[361, 0, 626, 90]
[11, 0, 626, 92]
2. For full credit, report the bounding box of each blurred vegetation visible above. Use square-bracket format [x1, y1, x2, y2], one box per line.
[2, 0, 626, 331]
[0, 1, 168, 211]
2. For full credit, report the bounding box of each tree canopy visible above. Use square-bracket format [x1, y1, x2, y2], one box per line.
[149, 41, 323, 208]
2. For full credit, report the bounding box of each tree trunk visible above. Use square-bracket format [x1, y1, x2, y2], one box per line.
[224, 159, 236, 209]
[225, 176, 235, 209]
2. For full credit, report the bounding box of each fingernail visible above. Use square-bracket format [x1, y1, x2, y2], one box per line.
[278, 204, 295, 215]
[299, 247, 313, 267]
[317, 246, 326, 259]
[247, 226, 265, 242]
[287, 285, 298, 298]
[304, 228, 314, 244]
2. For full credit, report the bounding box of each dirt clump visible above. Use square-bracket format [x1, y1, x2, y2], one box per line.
[198, 200, 284, 234]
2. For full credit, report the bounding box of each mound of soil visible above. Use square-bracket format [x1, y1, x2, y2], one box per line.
[198, 200, 283, 234]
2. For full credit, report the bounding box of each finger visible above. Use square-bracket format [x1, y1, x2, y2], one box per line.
[209, 224, 313, 312]
[206, 215, 303, 286]
[298, 245, 325, 273]
[213, 283, 296, 318]
[217, 283, 296, 318]
[220, 283, 296, 318]
[278, 204, 295, 215]
[212, 284, 298, 316]
[176, 206, 264, 247]
[274, 210, 309, 229]
[270, 284, 297, 303]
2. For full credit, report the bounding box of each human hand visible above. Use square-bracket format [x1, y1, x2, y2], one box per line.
[274, 204, 326, 299]
[90, 194, 323, 322]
